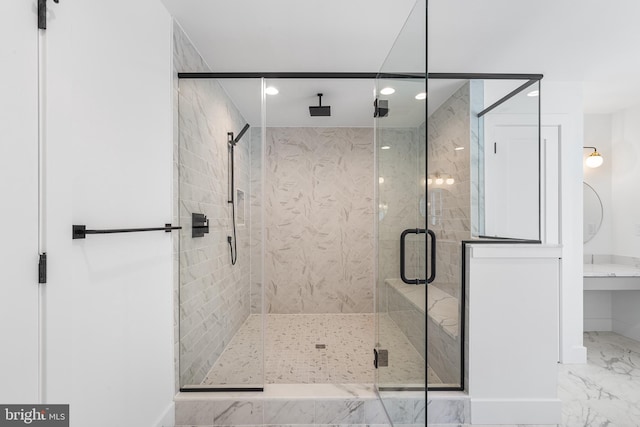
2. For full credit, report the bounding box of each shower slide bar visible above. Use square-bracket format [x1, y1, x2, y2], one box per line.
[72, 224, 181, 239]
[400, 228, 436, 285]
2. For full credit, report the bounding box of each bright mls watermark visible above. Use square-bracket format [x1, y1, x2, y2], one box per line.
[0, 405, 68, 427]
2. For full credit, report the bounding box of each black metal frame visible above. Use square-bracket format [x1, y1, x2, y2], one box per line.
[177, 70, 430, 393]
[477, 79, 539, 117]
[178, 72, 426, 80]
[72, 224, 181, 239]
[181, 387, 264, 393]
[428, 73, 543, 81]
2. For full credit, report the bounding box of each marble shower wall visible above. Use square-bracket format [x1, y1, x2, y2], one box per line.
[265, 127, 375, 314]
[250, 128, 263, 314]
[427, 82, 471, 300]
[174, 22, 259, 386]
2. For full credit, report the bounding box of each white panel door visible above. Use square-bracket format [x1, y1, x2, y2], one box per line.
[485, 125, 539, 240]
[0, 0, 40, 402]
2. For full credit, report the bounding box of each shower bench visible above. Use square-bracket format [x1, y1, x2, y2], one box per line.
[385, 278, 460, 384]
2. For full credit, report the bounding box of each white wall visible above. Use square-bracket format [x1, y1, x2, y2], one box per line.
[0, 0, 40, 403]
[583, 114, 613, 256]
[611, 106, 640, 258]
[467, 244, 561, 425]
[541, 81, 587, 364]
[43, 1, 175, 426]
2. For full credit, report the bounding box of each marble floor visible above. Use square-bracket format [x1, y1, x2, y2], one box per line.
[558, 331, 640, 426]
[203, 313, 424, 386]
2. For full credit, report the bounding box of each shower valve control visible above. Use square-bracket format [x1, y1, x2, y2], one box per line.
[192, 213, 209, 238]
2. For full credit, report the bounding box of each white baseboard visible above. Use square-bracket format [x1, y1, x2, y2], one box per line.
[561, 344, 587, 364]
[470, 398, 562, 425]
[584, 318, 612, 331]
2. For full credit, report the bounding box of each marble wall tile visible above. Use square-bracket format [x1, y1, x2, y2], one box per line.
[382, 398, 415, 424]
[427, 308, 460, 385]
[263, 400, 315, 424]
[387, 281, 426, 359]
[175, 400, 216, 426]
[363, 399, 389, 424]
[214, 401, 264, 426]
[314, 400, 365, 424]
[250, 129, 264, 315]
[413, 399, 425, 423]
[426, 397, 470, 424]
[265, 128, 374, 314]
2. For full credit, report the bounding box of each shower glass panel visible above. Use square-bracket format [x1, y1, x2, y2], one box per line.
[177, 77, 265, 390]
[262, 77, 378, 385]
[477, 80, 541, 241]
[375, 0, 426, 403]
[425, 75, 542, 390]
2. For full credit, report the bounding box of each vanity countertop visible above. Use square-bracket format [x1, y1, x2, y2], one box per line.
[584, 263, 640, 278]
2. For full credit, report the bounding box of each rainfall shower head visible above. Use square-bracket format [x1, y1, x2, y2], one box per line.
[228, 123, 250, 146]
[309, 93, 331, 117]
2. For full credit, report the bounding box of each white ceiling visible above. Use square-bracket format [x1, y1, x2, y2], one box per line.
[429, 0, 640, 114]
[221, 78, 425, 128]
[163, 0, 640, 126]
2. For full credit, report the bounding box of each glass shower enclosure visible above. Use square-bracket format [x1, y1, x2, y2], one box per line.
[177, 77, 265, 391]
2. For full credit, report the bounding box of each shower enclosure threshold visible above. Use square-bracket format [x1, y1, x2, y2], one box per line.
[173, 383, 402, 425]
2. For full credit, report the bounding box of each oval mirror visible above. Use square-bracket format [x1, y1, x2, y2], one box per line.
[583, 182, 603, 243]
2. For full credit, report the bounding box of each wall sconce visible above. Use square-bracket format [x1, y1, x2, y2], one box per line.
[583, 146, 604, 168]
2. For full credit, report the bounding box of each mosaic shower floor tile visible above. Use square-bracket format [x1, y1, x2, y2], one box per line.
[203, 313, 424, 386]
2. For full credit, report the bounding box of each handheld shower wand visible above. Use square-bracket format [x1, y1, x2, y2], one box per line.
[227, 123, 250, 265]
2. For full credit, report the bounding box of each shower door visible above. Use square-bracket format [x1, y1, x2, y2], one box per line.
[374, 0, 427, 411]
[375, 74, 427, 391]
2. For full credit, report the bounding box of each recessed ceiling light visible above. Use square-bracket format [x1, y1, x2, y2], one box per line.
[454, 146, 465, 151]
[415, 92, 427, 100]
[381, 145, 391, 150]
[527, 90, 539, 97]
[380, 87, 395, 95]
[265, 86, 279, 95]
[379, 177, 385, 184]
